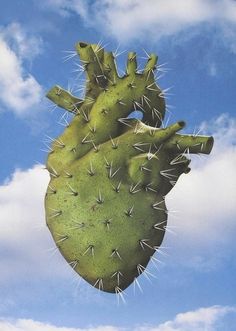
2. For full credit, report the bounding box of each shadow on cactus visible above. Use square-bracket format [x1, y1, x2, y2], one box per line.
[45, 41, 214, 294]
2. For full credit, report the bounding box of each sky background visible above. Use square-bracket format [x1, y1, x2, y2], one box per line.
[0, 0, 236, 330]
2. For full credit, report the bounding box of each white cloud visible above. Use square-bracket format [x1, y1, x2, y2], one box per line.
[0, 165, 69, 282]
[0, 305, 235, 331]
[165, 113, 236, 270]
[138, 305, 236, 331]
[0, 22, 43, 60]
[0, 23, 43, 114]
[45, 0, 236, 43]
[0, 318, 119, 331]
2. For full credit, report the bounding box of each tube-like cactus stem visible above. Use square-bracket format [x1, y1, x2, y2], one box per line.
[143, 54, 158, 75]
[46, 85, 83, 113]
[165, 134, 214, 154]
[126, 52, 137, 75]
[148, 121, 186, 144]
[75, 42, 105, 86]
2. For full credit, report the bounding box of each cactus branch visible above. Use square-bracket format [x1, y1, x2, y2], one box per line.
[46, 85, 83, 113]
[165, 134, 214, 154]
[76, 42, 106, 87]
[126, 52, 137, 75]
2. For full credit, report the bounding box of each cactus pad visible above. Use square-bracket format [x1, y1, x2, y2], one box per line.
[45, 42, 214, 293]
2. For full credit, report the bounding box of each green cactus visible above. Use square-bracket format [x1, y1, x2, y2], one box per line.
[45, 41, 214, 293]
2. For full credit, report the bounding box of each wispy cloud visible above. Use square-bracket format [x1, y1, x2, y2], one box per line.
[39, 0, 88, 18]
[0, 22, 43, 60]
[0, 23, 43, 114]
[45, 0, 236, 43]
[1, 305, 235, 330]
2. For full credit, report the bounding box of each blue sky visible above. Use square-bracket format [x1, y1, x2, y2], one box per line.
[0, 1, 236, 330]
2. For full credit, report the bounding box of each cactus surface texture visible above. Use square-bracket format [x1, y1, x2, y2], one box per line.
[45, 41, 214, 293]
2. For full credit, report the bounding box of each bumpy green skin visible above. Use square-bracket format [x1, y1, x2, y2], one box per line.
[45, 42, 214, 293]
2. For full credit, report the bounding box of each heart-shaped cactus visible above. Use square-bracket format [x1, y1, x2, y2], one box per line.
[45, 41, 214, 293]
